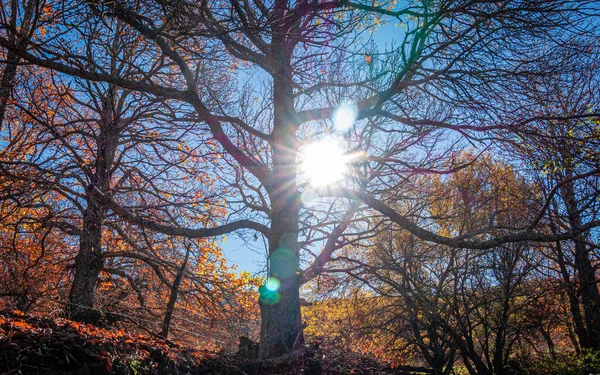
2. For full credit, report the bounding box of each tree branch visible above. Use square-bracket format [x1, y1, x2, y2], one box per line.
[89, 186, 271, 238]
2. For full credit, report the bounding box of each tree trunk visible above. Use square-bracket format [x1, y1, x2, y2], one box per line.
[492, 295, 510, 375]
[0, 0, 37, 129]
[0, 51, 20, 129]
[161, 244, 191, 338]
[554, 238, 588, 350]
[540, 328, 556, 358]
[561, 180, 600, 350]
[67, 91, 120, 323]
[258, 37, 304, 357]
[562, 296, 582, 356]
[573, 239, 600, 349]
[448, 320, 493, 375]
[258, 135, 304, 357]
[258, 230, 303, 358]
[67, 199, 105, 323]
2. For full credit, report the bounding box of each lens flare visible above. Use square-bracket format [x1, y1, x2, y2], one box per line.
[332, 103, 358, 132]
[300, 138, 349, 187]
[259, 281, 281, 305]
[265, 277, 281, 292]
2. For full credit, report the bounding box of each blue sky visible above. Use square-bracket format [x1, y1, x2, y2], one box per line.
[221, 236, 266, 275]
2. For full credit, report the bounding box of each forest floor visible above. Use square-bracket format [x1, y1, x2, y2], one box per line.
[0, 310, 414, 375]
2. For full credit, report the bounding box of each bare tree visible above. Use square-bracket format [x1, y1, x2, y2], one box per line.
[504, 58, 600, 350]
[0, 21, 238, 322]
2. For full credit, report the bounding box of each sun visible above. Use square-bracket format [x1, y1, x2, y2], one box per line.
[299, 138, 349, 187]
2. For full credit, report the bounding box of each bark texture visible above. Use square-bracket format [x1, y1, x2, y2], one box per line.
[161, 246, 191, 338]
[67, 92, 120, 322]
[258, 36, 304, 357]
[561, 180, 600, 350]
[67, 200, 106, 323]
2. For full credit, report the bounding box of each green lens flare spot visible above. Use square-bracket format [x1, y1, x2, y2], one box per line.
[265, 277, 280, 292]
[259, 284, 281, 305]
